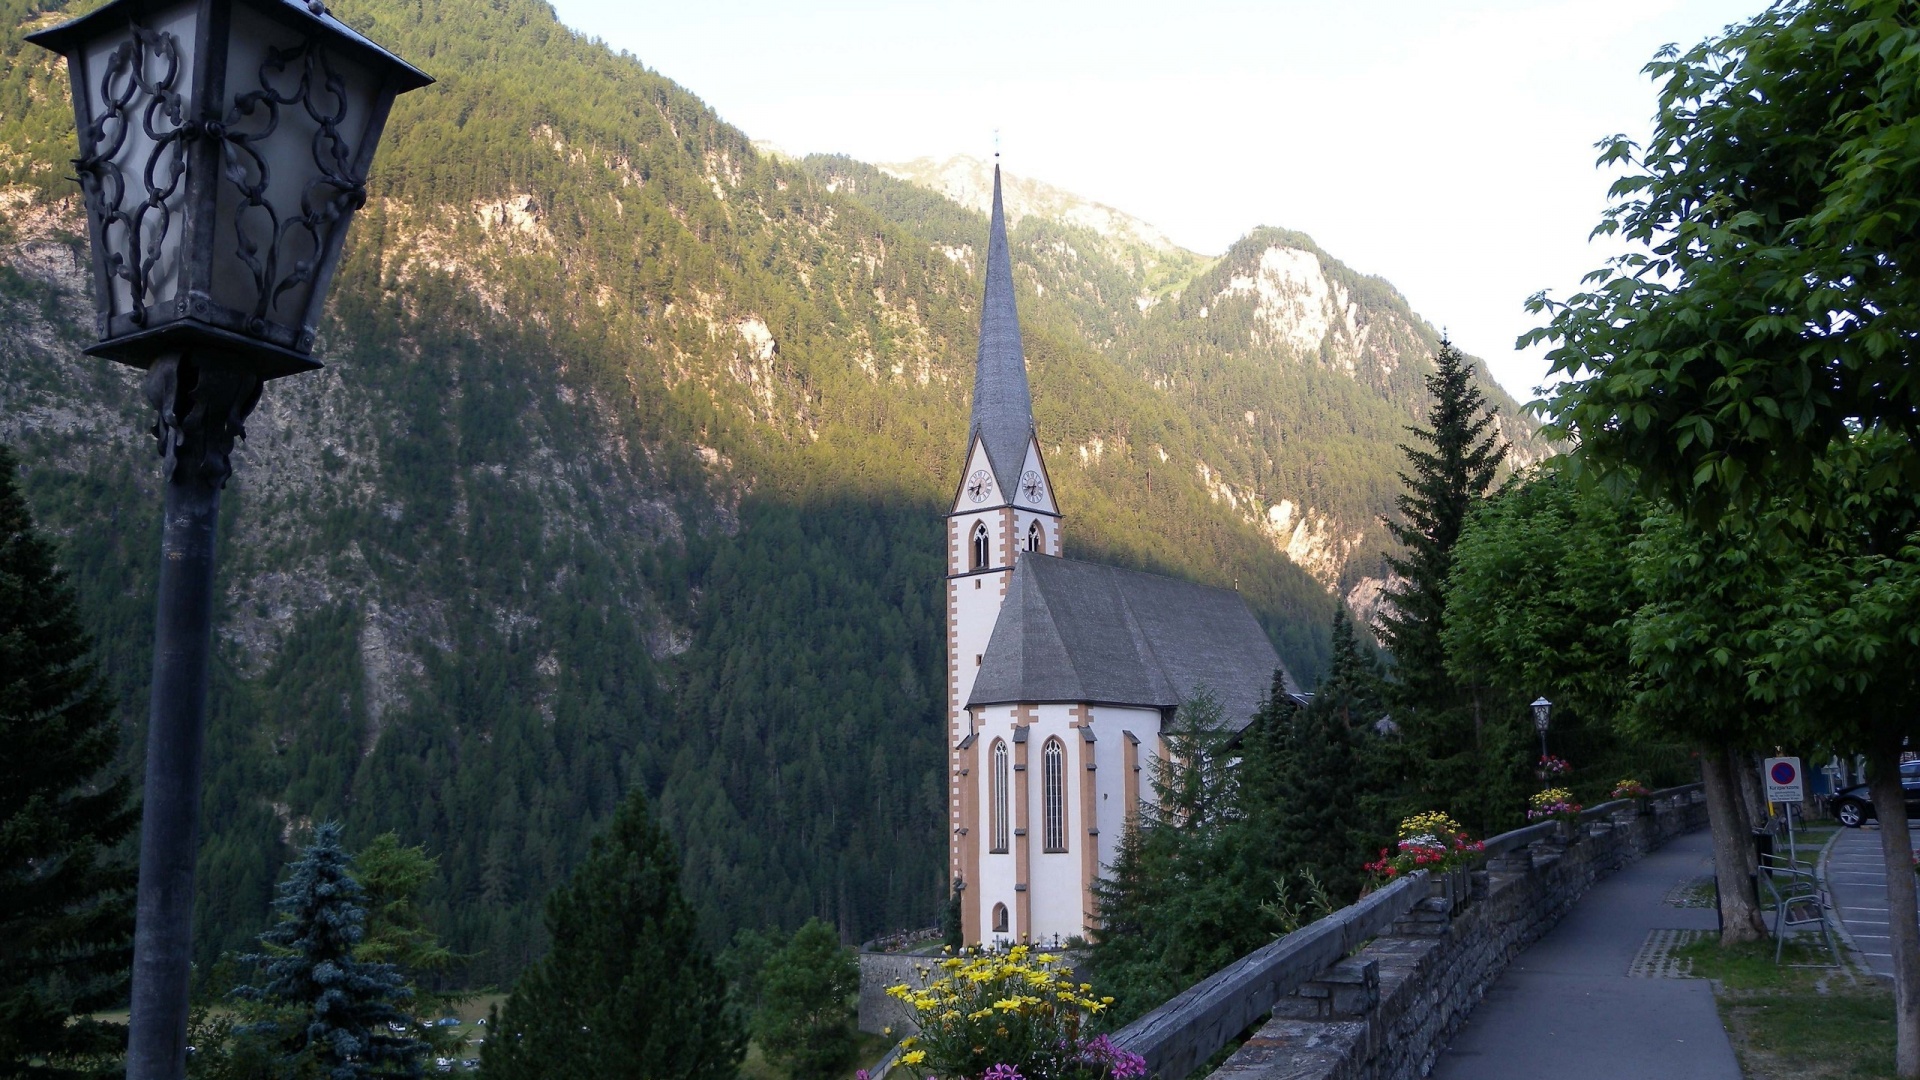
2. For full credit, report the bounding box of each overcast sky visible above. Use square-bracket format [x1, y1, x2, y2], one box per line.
[544, 0, 1762, 400]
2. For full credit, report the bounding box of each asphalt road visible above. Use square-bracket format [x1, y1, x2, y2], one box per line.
[1429, 829, 1741, 1080]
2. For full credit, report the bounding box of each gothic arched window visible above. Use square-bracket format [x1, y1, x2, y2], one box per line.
[1042, 737, 1067, 852]
[992, 902, 1009, 934]
[972, 522, 991, 571]
[990, 740, 1010, 853]
[1026, 520, 1044, 553]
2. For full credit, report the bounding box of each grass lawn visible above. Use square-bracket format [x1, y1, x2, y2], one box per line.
[1677, 937, 1895, 1080]
[741, 1030, 896, 1080]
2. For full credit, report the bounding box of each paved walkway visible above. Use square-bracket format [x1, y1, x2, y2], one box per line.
[1430, 829, 1740, 1080]
[1827, 823, 1911, 980]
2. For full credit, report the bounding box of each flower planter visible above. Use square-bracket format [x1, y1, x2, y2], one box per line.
[1426, 866, 1473, 913]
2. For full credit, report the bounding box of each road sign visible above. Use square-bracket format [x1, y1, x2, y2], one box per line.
[1765, 756, 1805, 803]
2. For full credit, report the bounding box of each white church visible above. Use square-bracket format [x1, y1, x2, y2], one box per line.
[946, 166, 1299, 945]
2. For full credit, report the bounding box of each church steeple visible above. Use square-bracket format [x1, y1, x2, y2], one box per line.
[968, 164, 1035, 498]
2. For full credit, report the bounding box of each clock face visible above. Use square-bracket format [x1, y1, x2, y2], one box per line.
[967, 470, 994, 504]
[1021, 470, 1044, 504]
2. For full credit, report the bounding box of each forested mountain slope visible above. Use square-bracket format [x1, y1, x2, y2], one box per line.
[0, 0, 1535, 981]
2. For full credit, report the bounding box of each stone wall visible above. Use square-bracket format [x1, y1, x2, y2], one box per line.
[1208, 793, 1708, 1080]
[857, 952, 931, 1036]
[858, 947, 1095, 1037]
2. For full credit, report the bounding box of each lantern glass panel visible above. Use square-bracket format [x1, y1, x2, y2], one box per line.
[77, 0, 200, 323]
[208, 2, 380, 341]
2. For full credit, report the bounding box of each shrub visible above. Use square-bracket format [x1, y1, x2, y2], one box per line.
[885, 945, 1143, 1080]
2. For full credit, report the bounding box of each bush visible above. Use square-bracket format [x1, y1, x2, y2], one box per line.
[886, 945, 1142, 1080]
[756, 919, 858, 1080]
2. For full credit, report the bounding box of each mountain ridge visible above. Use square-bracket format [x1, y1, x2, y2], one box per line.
[0, 0, 1538, 974]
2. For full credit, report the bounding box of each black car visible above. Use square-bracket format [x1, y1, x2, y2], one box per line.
[1832, 759, 1920, 826]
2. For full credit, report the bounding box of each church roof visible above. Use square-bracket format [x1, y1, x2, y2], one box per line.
[967, 554, 1296, 727]
[969, 164, 1036, 497]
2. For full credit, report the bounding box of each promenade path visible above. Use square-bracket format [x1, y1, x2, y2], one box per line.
[1828, 823, 1908, 980]
[1430, 829, 1740, 1080]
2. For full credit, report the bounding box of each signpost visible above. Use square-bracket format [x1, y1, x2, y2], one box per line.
[1765, 757, 1805, 864]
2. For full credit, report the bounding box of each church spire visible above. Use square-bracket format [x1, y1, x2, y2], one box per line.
[968, 163, 1035, 497]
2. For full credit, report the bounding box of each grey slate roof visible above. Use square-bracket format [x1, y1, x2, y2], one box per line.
[969, 165, 1036, 497]
[967, 554, 1297, 728]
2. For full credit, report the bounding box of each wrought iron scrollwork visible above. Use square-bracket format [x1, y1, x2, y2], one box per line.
[73, 23, 366, 336]
[145, 354, 262, 489]
[75, 24, 189, 327]
[219, 37, 366, 330]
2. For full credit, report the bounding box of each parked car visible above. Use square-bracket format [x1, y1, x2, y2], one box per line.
[1831, 759, 1920, 826]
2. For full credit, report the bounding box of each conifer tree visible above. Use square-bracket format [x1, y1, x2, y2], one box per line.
[1089, 692, 1265, 1024]
[236, 822, 426, 1080]
[480, 789, 742, 1080]
[354, 833, 466, 1056]
[754, 918, 857, 1080]
[1264, 610, 1379, 901]
[1379, 339, 1504, 826]
[0, 443, 137, 1079]
[1380, 339, 1504, 706]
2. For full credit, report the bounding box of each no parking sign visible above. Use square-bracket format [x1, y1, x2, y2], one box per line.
[1764, 756, 1805, 803]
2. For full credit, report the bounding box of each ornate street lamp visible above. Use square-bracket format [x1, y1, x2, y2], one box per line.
[1531, 696, 1553, 760]
[27, 3, 427, 1078]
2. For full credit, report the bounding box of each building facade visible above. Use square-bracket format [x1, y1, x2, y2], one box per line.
[946, 166, 1295, 945]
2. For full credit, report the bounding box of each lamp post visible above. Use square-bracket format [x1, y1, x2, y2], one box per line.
[1531, 696, 1553, 761]
[27, 4, 427, 1078]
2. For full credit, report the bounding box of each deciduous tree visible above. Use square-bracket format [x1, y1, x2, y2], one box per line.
[1529, 3, 1920, 1067]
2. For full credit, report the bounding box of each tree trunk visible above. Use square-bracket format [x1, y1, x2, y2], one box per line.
[1734, 749, 1770, 833]
[1700, 745, 1767, 943]
[1867, 747, 1920, 1078]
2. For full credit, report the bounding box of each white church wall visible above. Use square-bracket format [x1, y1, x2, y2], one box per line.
[971, 704, 1023, 947]
[1025, 703, 1086, 944]
[1089, 705, 1163, 879]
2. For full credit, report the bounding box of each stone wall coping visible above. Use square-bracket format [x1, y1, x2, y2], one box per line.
[1111, 870, 1429, 1080]
[1478, 782, 1703, 858]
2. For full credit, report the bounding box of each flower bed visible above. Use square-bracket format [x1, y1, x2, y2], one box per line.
[884, 945, 1144, 1080]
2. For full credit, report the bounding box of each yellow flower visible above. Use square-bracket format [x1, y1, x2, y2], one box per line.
[900, 1051, 927, 1066]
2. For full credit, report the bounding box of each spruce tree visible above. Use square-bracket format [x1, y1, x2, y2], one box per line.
[1378, 339, 1504, 825]
[480, 789, 742, 1080]
[1088, 692, 1265, 1024]
[0, 443, 137, 1079]
[1265, 610, 1378, 901]
[236, 822, 426, 1080]
[754, 918, 857, 1080]
[1380, 338, 1504, 705]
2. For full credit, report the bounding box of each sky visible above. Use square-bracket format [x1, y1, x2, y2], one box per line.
[543, 0, 1764, 400]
